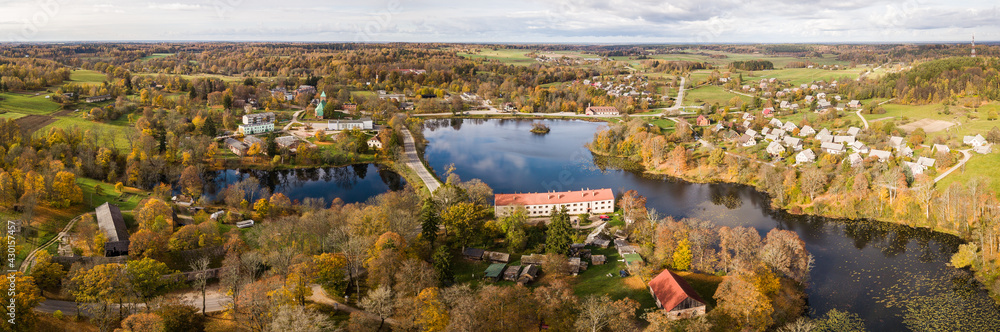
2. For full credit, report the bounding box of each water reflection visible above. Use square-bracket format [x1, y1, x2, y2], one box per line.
[422, 118, 1000, 331]
[198, 164, 405, 205]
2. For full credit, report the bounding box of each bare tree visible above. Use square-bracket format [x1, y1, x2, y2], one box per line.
[188, 257, 211, 315]
[360, 285, 394, 331]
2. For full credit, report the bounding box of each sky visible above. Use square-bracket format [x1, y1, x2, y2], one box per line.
[0, 0, 997, 43]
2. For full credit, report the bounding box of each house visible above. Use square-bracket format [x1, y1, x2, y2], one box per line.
[243, 136, 264, 155]
[615, 239, 639, 256]
[463, 247, 485, 260]
[238, 112, 275, 135]
[974, 145, 993, 154]
[483, 251, 511, 264]
[517, 265, 540, 285]
[585, 106, 620, 116]
[378, 91, 406, 102]
[821, 142, 846, 155]
[367, 136, 383, 150]
[850, 141, 869, 154]
[592, 255, 606, 265]
[275, 136, 300, 151]
[817, 92, 827, 99]
[769, 118, 783, 128]
[795, 149, 816, 164]
[764, 133, 779, 142]
[210, 210, 226, 221]
[494, 188, 615, 217]
[236, 220, 255, 228]
[933, 144, 950, 154]
[771, 128, 787, 138]
[780, 101, 790, 109]
[568, 257, 584, 275]
[745, 129, 758, 137]
[849, 153, 864, 167]
[296, 85, 317, 96]
[783, 136, 803, 150]
[484, 263, 507, 281]
[623, 253, 644, 271]
[833, 136, 856, 145]
[782, 122, 798, 132]
[964, 134, 988, 147]
[805, 95, 815, 103]
[917, 157, 936, 169]
[723, 130, 740, 141]
[898, 145, 914, 158]
[328, 118, 374, 131]
[86, 95, 113, 103]
[762, 108, 775, 117]
[817, 128, 831, 137]
[888, 136, 905, 150]
[836, 104, 846, 111]
[648, 269, 708, 320]
[869, 149, 892, 162]
[696, 115, 710, 126]
[95, 203, 129, 257]
[343, 103, 357, 112]
[905, 157, 935, 175]
[503, 266, 522, 281]
[520, 254, 544, 266]
[225, 138, 248, 157]
[817, 100, 832, 109]
[738, 134, 757, 147]
[848, 100, 862, 109]
[847, 127, 861, 137]
[766, 141, 786, 157]
[799, 125, 816, 137]
[790, 103, 800, 110]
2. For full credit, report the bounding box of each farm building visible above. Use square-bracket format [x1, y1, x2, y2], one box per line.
[463, 247, 485, 260]
[517, 265, 540, 285]
[484, 263, 507, 281]
[483, 251, 510, 263]
[648, 269, 707, 320]
[503, 266, 522, 281]
[592, 255, 606, 265]
[95, 203, 129, 257]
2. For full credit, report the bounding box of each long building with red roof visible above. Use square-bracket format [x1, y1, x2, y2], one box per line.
[494, 188, 614, 217]
[648, 269, 707, 320]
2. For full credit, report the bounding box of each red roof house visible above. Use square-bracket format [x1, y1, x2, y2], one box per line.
[648, 270, 707, 320]
[696, 115, 710, 126]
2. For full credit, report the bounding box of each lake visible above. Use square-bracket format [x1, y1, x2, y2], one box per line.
[422, 118, 1000, 331]
[199, 164, 406, 206]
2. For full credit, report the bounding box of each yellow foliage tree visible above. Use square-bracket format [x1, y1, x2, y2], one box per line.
[417, 287, 449, 332]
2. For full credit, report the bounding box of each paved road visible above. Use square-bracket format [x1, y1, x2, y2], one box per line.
[934, 149, 972, 183]
[282, 110, 304, 131]
[400, 128, 442, 193]
[670, 77, 687, 111]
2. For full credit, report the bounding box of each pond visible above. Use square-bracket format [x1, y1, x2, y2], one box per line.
[198, 164, 406, 206]
[421, 118, 1000, 331]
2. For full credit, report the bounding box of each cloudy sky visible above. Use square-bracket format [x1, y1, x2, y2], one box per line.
[1, 0, 997, 43]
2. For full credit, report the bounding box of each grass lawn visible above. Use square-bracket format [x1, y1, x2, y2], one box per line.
[684, 85, 752, 107]
[572, 247, 658, 311]
[77, 177, 147, 211]
[140, 53, 176, 61]
[69, 70, 107, 84]
[935, 151, 1000, 194]
[40, 115, 133, 150]
[647, 118, 677, 131]
[0, 112, 26, 120]
[744, 68, 864, 86]
[0, 92, 62, 115]
[458, 49, 536, 66]
[866, 102, 1000, 142]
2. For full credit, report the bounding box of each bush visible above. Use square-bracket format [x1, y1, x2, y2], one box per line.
[52, 310, 63, 320]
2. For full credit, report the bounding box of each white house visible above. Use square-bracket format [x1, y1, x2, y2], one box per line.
[964, 134, 988, 147]
[494, 189, 615, 217]
[833, 136, 856, 145]
[745, 129, 758, 137]
[888, 136, 905, 150]
[898, 145, 914, 158]
[328, 118, 374, 131]
[821, 142, 845, 155]
[869, 149, 892, 162]
[848, 153, 863, 167]
[739, 135, 757, 147]
[367, 136, 383, 149]
[782, 122, 798, 132]
[850, 141, 869, 154]
[766, 141, 786, 157]
[933, 144, 950, 154]
[238, 112, 275, 135]
[799, 125, 816, 137]
[848, 100, 862, 109]
[795, 149, 816, 164]
[783, 136, 803, 150]
[769, 118, 783, 127]
[846, 127, 861, 137]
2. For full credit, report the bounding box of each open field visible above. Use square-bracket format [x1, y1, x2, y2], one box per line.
[898, 118, 955, 133]
[0, 92, 62, 115]
[866, 102, 1000, 141]
[684, 85, 752, 107]
[458, 49, 536, 65]
[745, 68, 865, 85]
[935, 152, 1000, 194]
[0, 112, 26, 120]
[135, 72, 243, 82]
[77, 177, 147, 211]
[40, 115, 133, 150]
[572, 247, 658, 311]
[140, 53, 176, 61]
[69, 70, 107, 84]
[13, 114, 57, 133]
[624, 50, 851, 68]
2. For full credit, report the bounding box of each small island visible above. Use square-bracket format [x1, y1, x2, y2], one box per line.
[530, 122, 551, 134]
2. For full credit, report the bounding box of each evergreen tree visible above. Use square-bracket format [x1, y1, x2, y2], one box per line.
[265, 134, 278, 156]
[420, 198, 439, 244]
[546, 206, 574, 255]
[202, 115, 217, 137]
[432, 245, 453, 286]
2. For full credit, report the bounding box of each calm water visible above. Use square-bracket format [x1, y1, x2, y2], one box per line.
[199, 164, 405, 205]
[422, 118, 1000, 331]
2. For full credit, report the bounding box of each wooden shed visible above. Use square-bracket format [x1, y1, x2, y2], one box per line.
[483, 263, 506, 281]
[648, 269, 707, 320]
[517, 264, 540, 285]
[483, 251, 510, 263]
[592, 255, 606, 265]
[503, 265, 522, 281]
[463, 247, 485, 261]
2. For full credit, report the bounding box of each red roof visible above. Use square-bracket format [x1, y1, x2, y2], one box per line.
[648, 270, 706, 312]
[495, 189, 614, 206]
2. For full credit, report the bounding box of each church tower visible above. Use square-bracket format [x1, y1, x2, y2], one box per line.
[972, 34, 977, 58]
[316, 91, 327, 118]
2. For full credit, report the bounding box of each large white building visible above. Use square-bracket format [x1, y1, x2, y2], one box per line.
[238, 112, 275, 135]
[328, 118, 374, 131]
[494, 188, 615, 217]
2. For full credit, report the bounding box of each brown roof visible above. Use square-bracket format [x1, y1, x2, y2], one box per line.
[495, 189, 614, 207]
[648, 270, 706, 312]
[586, 106, 619, 113]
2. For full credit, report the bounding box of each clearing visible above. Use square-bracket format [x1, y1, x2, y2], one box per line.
[13, 115, 57, 133]
[898, 118, 955, 133]
[0, 92, 62, 115]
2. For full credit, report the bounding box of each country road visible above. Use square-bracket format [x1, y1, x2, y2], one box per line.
[400, 128, 442, 193]
[934, 149, 972, 183]
[282, 110, 304, 131]
[856, 109, 869, 129]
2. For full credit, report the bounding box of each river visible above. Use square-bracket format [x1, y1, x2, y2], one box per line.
[421, 118, 1000, 331]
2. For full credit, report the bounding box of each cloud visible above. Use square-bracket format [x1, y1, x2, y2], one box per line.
[148, 2, 202, 11]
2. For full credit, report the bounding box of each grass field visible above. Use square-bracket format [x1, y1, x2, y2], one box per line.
[630, 50, 851, 69]
[40, 115, 133, 150]
[684, 85, 752, 107]
[646, 118, 677, 131]
[135, 73, 242, 82]
[745, 68, 865, 85]
[572, 247, 658, 311]
[0, 112, 26, 120]
[69, 70, 107, 84]
[458, 49, 536, 66]
[77, 177, 147, 211]
[935, 152, 1000, 194]
[0, 92, 62, 115]
[866, 102, 1000, 142]
[140, 53, 176, 61]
